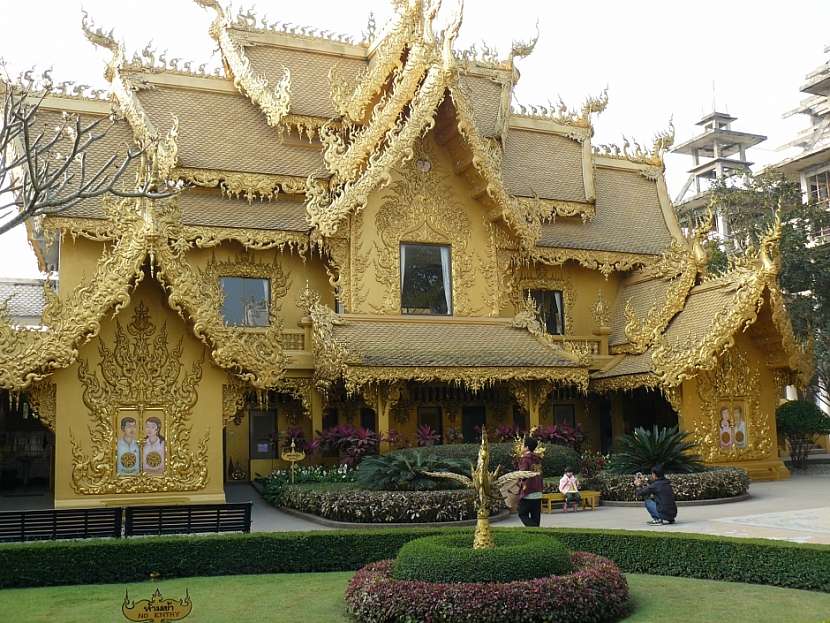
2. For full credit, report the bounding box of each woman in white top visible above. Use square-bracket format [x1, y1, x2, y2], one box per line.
[142, 416, 166, 476]
[558, 467, 581, 512]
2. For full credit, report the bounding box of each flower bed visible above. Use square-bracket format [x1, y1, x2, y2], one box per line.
[580, 468, 750, 502]
[279, 483, 504, 523]
[346, 552, 629, 623]
[393, 532, 572, 583]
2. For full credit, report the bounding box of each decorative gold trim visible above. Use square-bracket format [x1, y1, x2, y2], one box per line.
[72, 301, 209, 494]
[298, 284, 349, 393]
[42, 216, 310, 255]
[195, 0, 292, 128]
[222, 381, 248, 426]
[512, 196, 595, 222]
[528, 247, 654, 278]
[694, 346, 774, 462]
[26, 381, 56, 432]
[592, 120, 675, 170]
[158, 250, 290, 389]
[344, 366, 589, 395]
[590, 373, 661, 394]
[175, 167, 309, 201]
[510, 266, 575, 335]
[81, 12, 178, 180]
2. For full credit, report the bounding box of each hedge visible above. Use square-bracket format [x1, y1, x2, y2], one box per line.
[1, 527, 829, 592]
[279, 484, 504, 523]
[581, 468, 750, 501]
[393, 532, 572, 583]
[349, 553, 628, 623]
[395, 442, 579, 478]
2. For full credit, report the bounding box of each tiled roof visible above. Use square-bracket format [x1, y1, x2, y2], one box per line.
[661, 283, 740, 344]
[537, 166, 672, 255]
[609, 277, 671, 346]
[592, 350, 654, 379]
[503, 128, 586, 202]
[138, 86, 326, 177]
[245, 45, 366, 119]
[62, 190, 311, 232]
[0, 279, 46, 324]
[459, 74, 504, 138]
[333, 317, 579, 368]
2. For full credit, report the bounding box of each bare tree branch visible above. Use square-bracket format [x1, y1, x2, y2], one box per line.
[0, 66, 181, 238]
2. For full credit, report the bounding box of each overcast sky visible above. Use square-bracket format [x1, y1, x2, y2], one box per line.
[1, 0, 828, 278]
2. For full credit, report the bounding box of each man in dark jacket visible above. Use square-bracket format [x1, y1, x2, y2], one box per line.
[634, 464, 677, 525]
[517, 437, 544, 527]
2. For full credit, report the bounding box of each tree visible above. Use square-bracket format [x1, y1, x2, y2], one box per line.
[776, 400, 830, 469]
[0, 68, 174, 238]
[707, 173, 830, 409]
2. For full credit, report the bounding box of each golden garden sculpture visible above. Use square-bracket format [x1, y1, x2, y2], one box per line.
[423, 428, 538, 549]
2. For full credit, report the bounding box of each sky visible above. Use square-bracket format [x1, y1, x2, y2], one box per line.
[1, 0, 828, 278]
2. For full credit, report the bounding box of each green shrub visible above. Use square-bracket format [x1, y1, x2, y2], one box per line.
[396, 442, 578, 479]
[392, 532, 572, 583]
[354, 451, 469, 491]
[581, 468, 749, 501]
[259, 464, 354, 505]
[279, 484, 503, 523]
[607, 426, 704, 474]
[1, 527, 830, 592]
[777, 400, 830, 469]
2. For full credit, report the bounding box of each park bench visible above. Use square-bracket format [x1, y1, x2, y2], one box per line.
[124, 502, 252, 537]
[0, 507, 122, 542]
[541, 490, 601, 513]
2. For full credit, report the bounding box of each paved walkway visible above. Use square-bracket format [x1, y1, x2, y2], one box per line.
[228, 467, 830, 544]
[4, 468, 828, 543]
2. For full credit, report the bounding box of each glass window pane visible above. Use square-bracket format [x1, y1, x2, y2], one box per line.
[220, 277, 270, 326]
[400, 244, 451, 315]
[528, 289, 565, 335]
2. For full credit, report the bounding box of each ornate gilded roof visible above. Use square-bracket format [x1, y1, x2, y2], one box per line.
[502, 128, 587, 202]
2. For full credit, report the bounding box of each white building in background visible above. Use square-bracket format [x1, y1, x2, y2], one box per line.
[774, 45, 830, 244]
[773, 45, 830, 422]
[672, 111, 766, 237]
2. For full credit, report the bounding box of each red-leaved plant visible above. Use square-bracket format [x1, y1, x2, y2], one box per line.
[416, 424, 441, 447]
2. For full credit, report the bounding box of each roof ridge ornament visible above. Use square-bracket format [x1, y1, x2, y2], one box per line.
[80, 10, 179, 182]
[194, 0, 292, 129]
[593, 117, 675, 169]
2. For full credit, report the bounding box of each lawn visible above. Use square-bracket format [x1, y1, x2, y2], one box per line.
[2, 571, 830, 622]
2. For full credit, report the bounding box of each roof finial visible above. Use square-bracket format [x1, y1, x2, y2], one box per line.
[510, 19, 539, 59]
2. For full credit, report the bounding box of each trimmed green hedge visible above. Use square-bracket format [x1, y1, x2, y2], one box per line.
[581, 468, 750, 501]
[1, 527, 829, 592]
[393, 532, 572, 583]
[395, 442, 578, 479]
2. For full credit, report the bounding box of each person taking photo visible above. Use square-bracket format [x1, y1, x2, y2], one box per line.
[634, 464, 677, 525]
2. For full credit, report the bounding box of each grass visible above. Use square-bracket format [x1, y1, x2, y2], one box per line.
[2, 571, 830, 622]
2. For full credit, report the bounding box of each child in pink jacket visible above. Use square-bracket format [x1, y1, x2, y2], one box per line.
[558, 467, 581, 512]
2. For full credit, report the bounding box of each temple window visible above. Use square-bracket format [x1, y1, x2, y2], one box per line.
[400, 243, 452, 315]
[220, 277, 270, 327]
[553, 404, 576, 427]
[527, 289, 565, 335]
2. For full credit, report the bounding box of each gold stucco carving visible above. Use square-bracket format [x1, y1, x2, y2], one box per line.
[510, 265, 575, 334]
[693, 346, 773, 462]
[298, 284, 349, 392]
[592, 121, 675, 170]
[195, 0, 292, 128]
[176, 167, 309, 201]
[159, 250, 290, 389]
[26, 381, 56, 432]
[71, 301, 209, 494]
[345, 366, 589, 395]
[589, 373, 661, 394]
[222, 381, 248, 426]
[372, 143, 478, 315]
[528, 247, 654, 278]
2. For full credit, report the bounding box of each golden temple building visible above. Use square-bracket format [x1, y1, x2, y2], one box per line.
[0, 1, 813, 508]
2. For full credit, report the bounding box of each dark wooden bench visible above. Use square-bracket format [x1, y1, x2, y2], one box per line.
[0, 507, 122, 542]
[124, 502, 252, 537]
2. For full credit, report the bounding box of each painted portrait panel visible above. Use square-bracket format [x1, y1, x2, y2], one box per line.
[142, 413, 166, 476]
[116, 415, 140, 476]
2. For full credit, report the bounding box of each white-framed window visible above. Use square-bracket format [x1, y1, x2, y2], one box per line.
[806, 169, 830, 241]
[400, 243, 452, 315]
[220, 277, 270, 326]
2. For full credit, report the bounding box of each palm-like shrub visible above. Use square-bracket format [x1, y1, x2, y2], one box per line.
[355, 451, 469, 491]
[607, 426, 704, 474]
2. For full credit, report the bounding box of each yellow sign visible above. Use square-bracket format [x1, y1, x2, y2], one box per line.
[122, 588, 192, 622]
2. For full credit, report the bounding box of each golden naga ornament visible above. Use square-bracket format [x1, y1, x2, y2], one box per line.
[280, 439, 306, 484]
[423, 429, 538, 550]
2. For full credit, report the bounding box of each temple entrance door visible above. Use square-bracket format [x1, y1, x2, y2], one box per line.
[462, 406, 486, 443]
[0, 392, 54, 507]
[223, 412, 252, 483]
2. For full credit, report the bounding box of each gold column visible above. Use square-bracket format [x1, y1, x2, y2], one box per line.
[310, 386, 325, 446]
